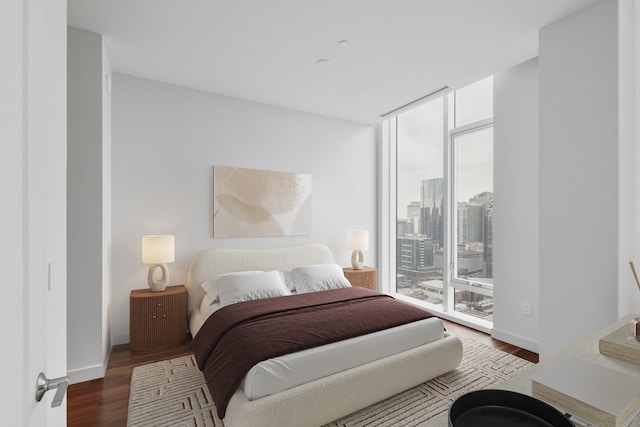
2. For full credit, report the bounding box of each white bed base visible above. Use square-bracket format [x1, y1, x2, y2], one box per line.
[186, 244, 463, 427]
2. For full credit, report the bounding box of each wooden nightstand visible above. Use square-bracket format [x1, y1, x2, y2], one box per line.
[130, 285, 187, 353]
[343, 266, 378, 291]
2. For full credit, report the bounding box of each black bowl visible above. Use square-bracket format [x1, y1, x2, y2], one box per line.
[449, 389, 573, 427]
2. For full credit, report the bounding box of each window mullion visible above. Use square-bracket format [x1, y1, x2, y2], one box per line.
[443, 94, 454, 313]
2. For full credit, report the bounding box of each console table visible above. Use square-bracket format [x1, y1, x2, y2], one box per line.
[426, 314, 640, 426]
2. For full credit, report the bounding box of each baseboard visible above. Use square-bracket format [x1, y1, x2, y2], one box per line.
[112, 333, 129, 346]
[491, 327, 539, 353]
[67, 346, 113, 385]
[68, 363, 107, 385]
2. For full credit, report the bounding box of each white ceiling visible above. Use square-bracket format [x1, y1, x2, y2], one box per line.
[68, 0, 597, 125]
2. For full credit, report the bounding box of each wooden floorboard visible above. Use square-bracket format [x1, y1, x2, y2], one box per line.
[67, 342, 193, 427]
[442, 320, 539, 364]
[67, 321, 538, 426]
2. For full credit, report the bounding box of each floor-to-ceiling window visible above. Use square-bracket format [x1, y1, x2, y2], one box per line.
[384, 77, 493, 330]
[395, 95, 447, 309]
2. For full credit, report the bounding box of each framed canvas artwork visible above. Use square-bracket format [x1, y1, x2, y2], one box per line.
[213, 166, 312, 238]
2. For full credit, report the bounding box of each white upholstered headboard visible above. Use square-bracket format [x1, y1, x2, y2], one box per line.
[185, 244, 334, 318]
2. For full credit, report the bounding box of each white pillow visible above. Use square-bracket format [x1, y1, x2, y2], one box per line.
[280, 270, 296, 291]
[215, 270, 291, 308]
[200, 275, 225, 302]
[199, 293, 221, 319]
[291, 263, 352, 294]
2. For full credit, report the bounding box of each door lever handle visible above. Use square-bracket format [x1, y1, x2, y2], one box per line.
[36, 372, 69, 407]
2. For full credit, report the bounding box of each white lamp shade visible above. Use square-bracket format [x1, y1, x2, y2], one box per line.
[347, 230, 369, 251]
[142, 235, 175, 264]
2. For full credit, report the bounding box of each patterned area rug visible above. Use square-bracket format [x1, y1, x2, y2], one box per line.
[127, 337, 532, 427]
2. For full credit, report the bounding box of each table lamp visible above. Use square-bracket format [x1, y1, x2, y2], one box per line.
[347, 230, 369, 270]
[142, 234, 175, 292]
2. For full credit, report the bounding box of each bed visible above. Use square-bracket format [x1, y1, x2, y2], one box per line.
[186, 244, 463, 427]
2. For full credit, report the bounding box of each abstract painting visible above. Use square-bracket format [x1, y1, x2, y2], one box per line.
[213, 166, 312, 238]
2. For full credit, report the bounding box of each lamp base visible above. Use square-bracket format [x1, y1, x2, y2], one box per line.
[631, 317, 640, 341]
[351, 250, 364, 270]
[148, 263, 169, 292]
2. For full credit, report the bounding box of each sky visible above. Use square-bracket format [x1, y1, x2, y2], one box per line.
[396, 77, 493, 217]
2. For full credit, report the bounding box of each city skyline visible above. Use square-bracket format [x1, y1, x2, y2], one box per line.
[396, 77, 493, 214]
[396, 182, 494, 320]
[401, 186, 494, 222]
[394, 77, 494, 321]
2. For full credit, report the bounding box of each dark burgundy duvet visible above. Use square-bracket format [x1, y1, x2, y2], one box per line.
[191, 287, 437, 419]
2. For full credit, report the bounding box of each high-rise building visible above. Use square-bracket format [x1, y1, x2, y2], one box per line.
[483, 203, 493, 277]
[458, 191, 494, 279]
[420, 178, 444, 248]
[470, 191, 493, 209]
[457, 202, 484, 244]
[396, 218, 414, 235]
[421, 178, 443, 210]
[407, 201, 421, 233]
[396, 235, 435, 283]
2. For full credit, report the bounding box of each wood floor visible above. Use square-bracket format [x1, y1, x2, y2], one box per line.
[442, 320, 538, 364]
[67, 320, 538, 426]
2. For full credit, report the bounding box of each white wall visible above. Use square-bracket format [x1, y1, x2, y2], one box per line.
[492, 58, 539, 352]
[111, 74, 377, 344]
[636, 0, 640, 314]
[101, 34, 113, 378]
[538, 0, 634, 358]
[67, 27, 112, 383]
[619, 0, 640, 316]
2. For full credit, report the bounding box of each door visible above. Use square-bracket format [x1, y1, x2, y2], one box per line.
[0, 0, 67, 425]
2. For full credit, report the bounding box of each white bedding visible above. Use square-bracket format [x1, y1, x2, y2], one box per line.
[241, 316, 444, 400]
[192, 293, 445, 401]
